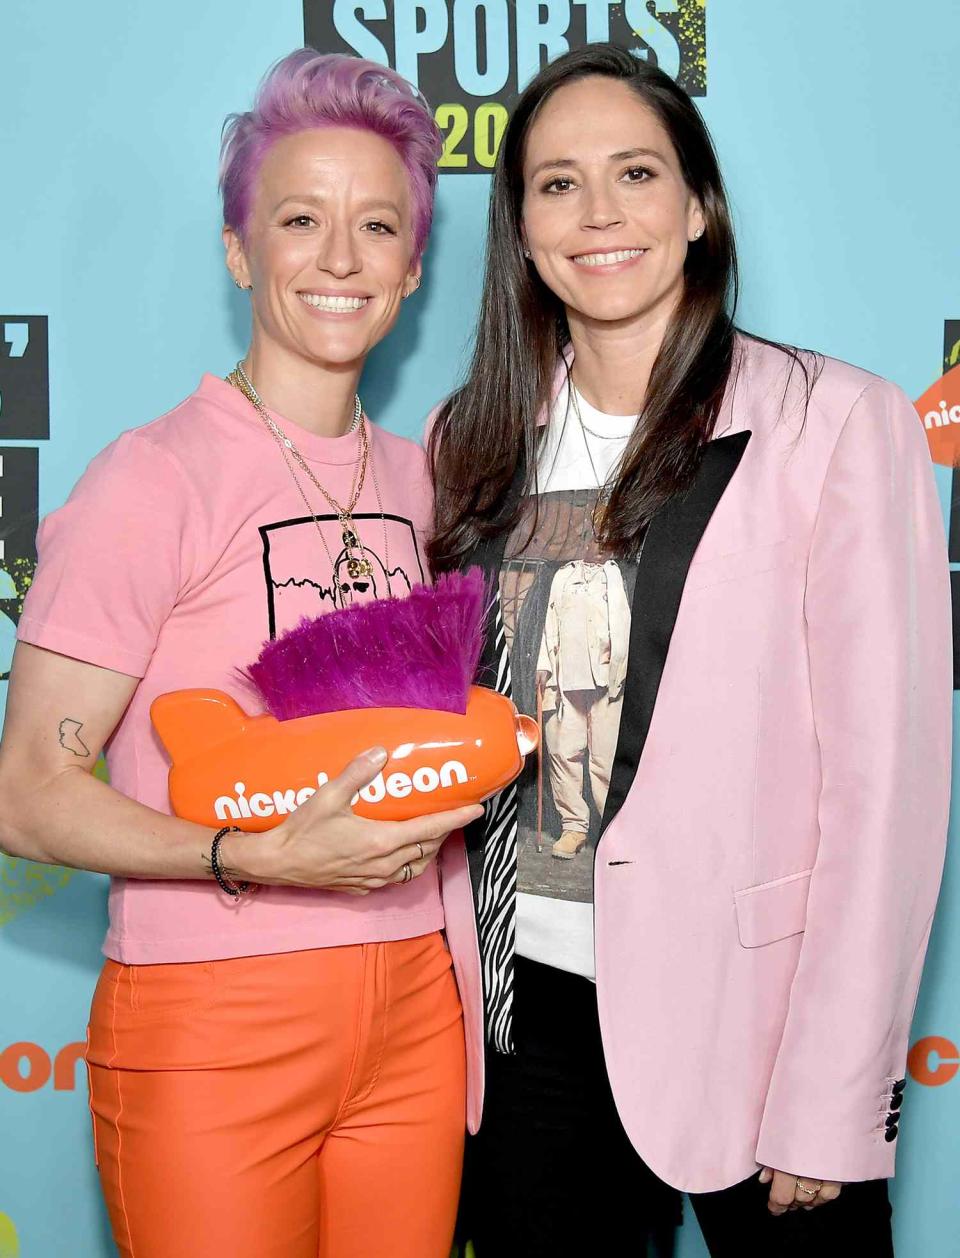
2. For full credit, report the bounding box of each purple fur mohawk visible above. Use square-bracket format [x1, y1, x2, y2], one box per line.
[245, 568, 489, 721]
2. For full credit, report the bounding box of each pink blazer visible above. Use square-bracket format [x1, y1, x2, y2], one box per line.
[436, 333, 952, 1193]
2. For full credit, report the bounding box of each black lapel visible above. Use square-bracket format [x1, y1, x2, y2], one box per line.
[599, 430, 752, 836]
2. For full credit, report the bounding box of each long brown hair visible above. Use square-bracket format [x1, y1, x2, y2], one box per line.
[429, 44, 813, 570]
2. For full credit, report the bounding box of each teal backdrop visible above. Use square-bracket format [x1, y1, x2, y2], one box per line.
[1, 2, 958, 1255]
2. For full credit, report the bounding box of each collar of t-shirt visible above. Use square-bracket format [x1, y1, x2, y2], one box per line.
[537, 381, 638, 494]
[198, 373, 368, 466]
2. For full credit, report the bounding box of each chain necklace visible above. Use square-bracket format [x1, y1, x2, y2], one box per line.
[570, 385, 620, 540]
[577, 409, 632, 441]
[232, 363, 366, 516]
[226, 363, 392, 596]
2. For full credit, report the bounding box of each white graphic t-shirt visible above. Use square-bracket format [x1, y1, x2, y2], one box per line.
[499, 380, 637, 978]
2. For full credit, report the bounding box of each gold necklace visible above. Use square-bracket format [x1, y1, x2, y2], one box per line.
[227, 365, 392, 593]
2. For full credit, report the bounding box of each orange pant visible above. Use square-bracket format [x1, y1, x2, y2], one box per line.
[86, 932, 466, 1258]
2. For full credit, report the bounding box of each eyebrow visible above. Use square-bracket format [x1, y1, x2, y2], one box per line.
[529, 147, 667, 178]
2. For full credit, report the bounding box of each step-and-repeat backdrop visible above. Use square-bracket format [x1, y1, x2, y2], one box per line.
[1, 3, 958, 1255]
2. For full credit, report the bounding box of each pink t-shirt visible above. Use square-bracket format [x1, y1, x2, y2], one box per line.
[18, 374, 444, 963]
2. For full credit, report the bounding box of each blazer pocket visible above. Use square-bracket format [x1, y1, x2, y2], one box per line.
[685, 539, 803, 593]
[734, 868, 812, 948]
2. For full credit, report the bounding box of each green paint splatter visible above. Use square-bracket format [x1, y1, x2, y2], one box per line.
[679, 0, 708, 95]
[0, 557, 35, 619]
[0, 857, 74, 929]
[0, 556, 35, 680]
[0, 1212, 19, 1258]
[629, 1, 707, 96]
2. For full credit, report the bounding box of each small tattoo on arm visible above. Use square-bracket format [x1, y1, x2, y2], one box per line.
[58, 717, 91, 758]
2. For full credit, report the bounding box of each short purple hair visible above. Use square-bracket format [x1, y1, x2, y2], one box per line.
[220, 49, 442, 261]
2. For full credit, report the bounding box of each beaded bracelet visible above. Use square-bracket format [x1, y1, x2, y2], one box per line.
[210, 826, 251, 899]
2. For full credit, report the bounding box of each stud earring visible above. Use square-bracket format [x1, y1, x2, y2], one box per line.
[693, 227, 704, 240]
[523, 248, 532, 258]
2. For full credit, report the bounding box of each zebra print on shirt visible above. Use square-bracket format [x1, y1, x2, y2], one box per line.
[476, 592, 520, 1053]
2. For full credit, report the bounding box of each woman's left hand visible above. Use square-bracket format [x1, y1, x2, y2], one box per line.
[758, 1167, 843, 1214]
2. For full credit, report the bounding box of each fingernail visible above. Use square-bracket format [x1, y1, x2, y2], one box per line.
[366, 747, 388, 767]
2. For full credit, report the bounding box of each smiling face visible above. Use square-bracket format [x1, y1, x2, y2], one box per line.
[521, 76, 704, 335]
[224, 126, 421, 373]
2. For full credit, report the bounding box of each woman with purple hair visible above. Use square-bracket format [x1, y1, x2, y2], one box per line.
[0, 50, 481, 1258]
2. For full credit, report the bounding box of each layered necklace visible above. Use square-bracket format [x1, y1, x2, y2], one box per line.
[569, 384, 623, 541]
[226, 362, 392, 597]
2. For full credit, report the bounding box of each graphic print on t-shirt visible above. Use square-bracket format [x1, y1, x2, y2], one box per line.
[501, 488, 636, 904]
[260, 512, 425, 638]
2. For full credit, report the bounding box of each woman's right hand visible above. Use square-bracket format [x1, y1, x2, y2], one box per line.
[228, 747, 484, 895]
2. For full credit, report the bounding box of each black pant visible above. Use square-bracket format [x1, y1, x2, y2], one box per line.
[458, 957, 894, 1258]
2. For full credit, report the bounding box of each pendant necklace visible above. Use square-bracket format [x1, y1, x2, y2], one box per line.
[570, 384, 619, 542]
[226, 363, 393, 597]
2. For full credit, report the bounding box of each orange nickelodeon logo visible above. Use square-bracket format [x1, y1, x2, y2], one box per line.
[150, 686, 538, 831]
[907, 1035, 959, 1087]
[0, 1041, 85, 1093]
[916, 363, 960, 466]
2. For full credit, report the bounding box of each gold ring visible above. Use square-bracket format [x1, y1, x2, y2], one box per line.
[402, 863, 412, 883]
[796, 1179, 822, 1197]
[416, 842, 424, 861]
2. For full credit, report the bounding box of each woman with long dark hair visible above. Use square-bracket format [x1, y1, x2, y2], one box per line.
[430, 44, 950, 1256]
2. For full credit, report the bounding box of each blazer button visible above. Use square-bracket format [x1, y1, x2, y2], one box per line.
[889, 1092, 903, 1111]
[884, 1125, 899, 1142]
[892, 1078, 906, 1095]
[885, 1112, 899, 1128]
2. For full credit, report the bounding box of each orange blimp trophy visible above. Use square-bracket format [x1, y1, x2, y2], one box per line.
[151, 571, 538, 829]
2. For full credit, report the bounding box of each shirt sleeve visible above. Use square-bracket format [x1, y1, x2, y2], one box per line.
[754, 379, 952, 1180]
[17, 429, 192, 678]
